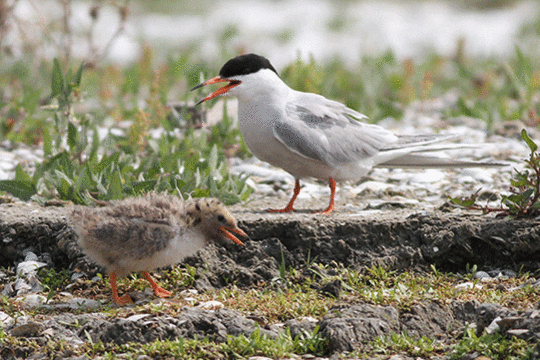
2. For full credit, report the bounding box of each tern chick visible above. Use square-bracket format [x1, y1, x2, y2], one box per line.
[70, 193, 247, 305]
[192, 53, 504, 214]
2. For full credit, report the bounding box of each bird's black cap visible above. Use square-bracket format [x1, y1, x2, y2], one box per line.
[219, 54, 278, 78]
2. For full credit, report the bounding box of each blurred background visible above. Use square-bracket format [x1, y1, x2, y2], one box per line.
[2, 0, 540, 66]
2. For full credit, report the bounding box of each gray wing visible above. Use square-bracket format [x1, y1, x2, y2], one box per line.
[275, 93, 398, 167]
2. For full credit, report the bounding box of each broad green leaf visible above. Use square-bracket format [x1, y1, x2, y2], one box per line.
[43, 127, 53, 156]
[88, 128, 100, 164]
[74, 62, 85, 87]
[219, 192, 241, 205]
[0, 180, 36, 201]
[74, 166, 94, 194]
[67, 121, 78, 150]
[192, 188, 210, 198]
[15, 164, 33, 184]
[107, 167, 123, 200]
[132, 180, 158, 193]
[95, 152, 121, 173]
[51, 58, 65, 98]
[521, 129, 538, 153]
[54, 169, 74, 187]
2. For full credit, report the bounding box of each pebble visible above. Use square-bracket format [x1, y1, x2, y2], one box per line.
[126, 314, 151, 322]
[455, 282, 483, 291]
[198, 300, 224, 310]
[0, 311, 14, 328]
[16, 260, 48, 276]
[19, 294, 47, 308]
[10, 322, 43, 337]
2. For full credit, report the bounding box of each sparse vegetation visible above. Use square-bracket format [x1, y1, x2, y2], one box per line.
[450, 129, 540, 217]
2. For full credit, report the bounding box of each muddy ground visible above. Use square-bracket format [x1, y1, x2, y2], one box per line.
[0, 197, 539, 359]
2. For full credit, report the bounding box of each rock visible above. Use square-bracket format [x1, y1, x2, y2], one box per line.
[10, 322, 43, 337]
[319, 304, 400, 352]
[401, 301, 456, 339]
[81, 308, 278, 345]
[198, 300, 225, 310]
[317, 279, 342, 298]
[0, 311, 14, 328]
[285, 317, 318, 340]
[19, 294, 47, 308]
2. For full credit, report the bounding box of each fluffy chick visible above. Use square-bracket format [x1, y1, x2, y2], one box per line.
[70, 193, 246, 305]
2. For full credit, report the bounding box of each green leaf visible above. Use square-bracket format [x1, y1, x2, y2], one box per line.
[95, 152, 121, 173]
[43, 127, 53, 156]
[74, 166, 94, 194]
[0, 180, 36, 201]
[51, 58, 65, 98]
[192, 188, 210, 198]
[15, 164, 33, 184]
[67, 121, 78, 150]
[74, 62, 85, 87]
[521, 129, 538, 153]
[219, 192, 241, 205]
[208, 144, 219, 173]
[107, 167, 123, 200]
[132, 180, 158, 193]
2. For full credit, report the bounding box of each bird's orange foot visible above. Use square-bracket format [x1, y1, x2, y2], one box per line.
[153, 286, 172, 298]
[268, 206, 295, 213]
[113, 293, 134, 306]
[312, 208, 334, 215]
[312, 203, 335, 215]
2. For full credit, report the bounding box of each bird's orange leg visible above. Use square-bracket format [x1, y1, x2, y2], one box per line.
[268, 179, 301, 213]
[110, 271, 133, 305]
[142, 271, 172, 298]
[313, 178, 336, 215]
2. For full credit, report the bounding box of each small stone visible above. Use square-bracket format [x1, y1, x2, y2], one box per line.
[318, 279, 342, 298]
[126, 314, 151, 322]
[507, 329, 529, 338]
[184, 297, 197, 305]
[10, 322, 43, 337]
[67, 298, 100, 310]
[0, 311, 14, 328]
[485, 316, 502, 334]
[455, 282, 482, 291]
[198, 300, 224, 310]
[474, 271, 491, 279]
[136, 356, 153, 360]
[16, 260, 48, 276]
[20, 294, 47, 308]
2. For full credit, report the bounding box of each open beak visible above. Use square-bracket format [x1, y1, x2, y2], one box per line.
[220, 225, 248, 246]
[191, 76, 241, 105]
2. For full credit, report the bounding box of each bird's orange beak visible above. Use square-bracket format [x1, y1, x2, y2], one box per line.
[191, 76, 241, 105]
[220, 225, 248, 246]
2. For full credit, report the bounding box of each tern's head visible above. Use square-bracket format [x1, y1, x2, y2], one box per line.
[191, 54, 281, 104]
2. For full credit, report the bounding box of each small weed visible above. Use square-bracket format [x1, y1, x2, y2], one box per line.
[451, 325, 534, 360]
[371, 330, 445, 357]
[37, 268, 71, 292]
[450, 129, 540, 217]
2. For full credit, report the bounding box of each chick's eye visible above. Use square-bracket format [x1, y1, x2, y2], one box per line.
[217, 215, 225, 222]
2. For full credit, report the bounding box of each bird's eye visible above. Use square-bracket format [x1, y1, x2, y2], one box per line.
[217, 215, 225, 222]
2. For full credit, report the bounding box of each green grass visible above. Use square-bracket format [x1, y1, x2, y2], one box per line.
[1, 264, 539, 359]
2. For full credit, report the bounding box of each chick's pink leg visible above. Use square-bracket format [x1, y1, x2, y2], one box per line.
[110, 271, 133, 305]
[142, 271, 172, 298]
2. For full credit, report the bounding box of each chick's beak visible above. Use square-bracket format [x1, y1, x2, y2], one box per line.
[191, 76, 241, 105]
[220, 225, 248, 246]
